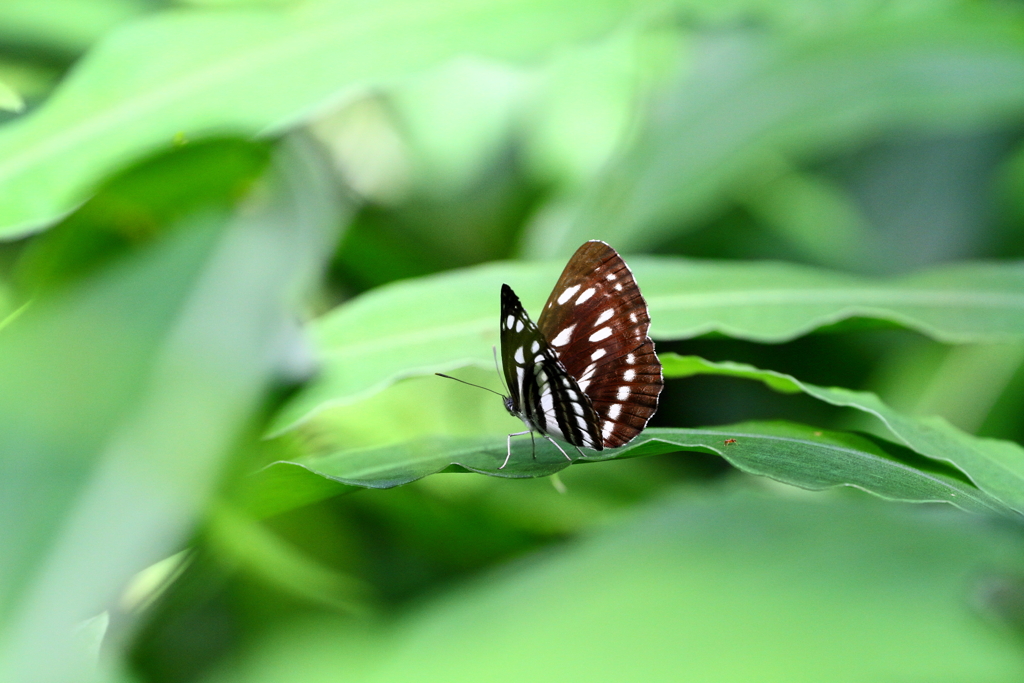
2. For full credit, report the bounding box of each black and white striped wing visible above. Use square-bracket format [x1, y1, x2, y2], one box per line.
[500, 284, 603, 450]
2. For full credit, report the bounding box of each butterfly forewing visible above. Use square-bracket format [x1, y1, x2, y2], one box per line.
[500, 284, 603, 450]
[537, 241, 663, 448]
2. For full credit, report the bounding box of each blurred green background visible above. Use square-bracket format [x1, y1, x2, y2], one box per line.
[2, 1, 1024, 681]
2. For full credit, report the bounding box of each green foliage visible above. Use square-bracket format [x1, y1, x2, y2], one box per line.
[0, 0, 656, 238]
[554, 12, 1024, 256]
[0, 79, 23, 113]
[2, 1, 1024, 682]
[213, 492, 1024, 683]
[272, 257, 1024, 434]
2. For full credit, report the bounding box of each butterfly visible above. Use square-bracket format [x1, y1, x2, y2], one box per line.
[440, 240, 663, 469]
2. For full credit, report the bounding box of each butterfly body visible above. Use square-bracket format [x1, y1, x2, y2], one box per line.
[500, 283, 604, 453]
[497, 240, 662, 468]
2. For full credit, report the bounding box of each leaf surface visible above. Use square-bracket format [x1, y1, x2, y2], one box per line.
[272, 258, 1024, 433]
[662, 354, 1024, 515]
[0, 0, 657, 236]
[221, 492, 1024, 683]
[243, 420, 1006, 518]
[0, 137, 341, 681]
[548, 15, 1024, 254]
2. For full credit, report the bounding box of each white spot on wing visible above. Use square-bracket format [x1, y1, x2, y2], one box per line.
[614, 284, 623, 291]
[573, 403, 584, 416]
[531, 341, 540, 353]
[514, 347, 524, 364]
[606, 273, 617, 281]
[624, 369, 636, 381]
[626, 354, 635, 364]
[602, 421, 614, 439]
[550, 324, 575, 346]
[577, 287, 596, 305]
[594, 309, 614, 325]
[577, 362, 597, 393]
[591, 348, 607, 361]
[617, 386, 630, 400]
[557, 285, 581, 305]
[607, 404, 623, 419]
[589, 327, 612, 342]
[515, 319, 524, 332]
[629, 313, 637, 323]
[505, 314, 515, 328]
[580, 363, 596, 381]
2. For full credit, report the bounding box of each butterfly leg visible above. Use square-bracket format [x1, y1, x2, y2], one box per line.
[571, 443, 587, 459]
[543, 435, 573, 463]
[530, 431, 536, 460]
[501, 431, 532, 470]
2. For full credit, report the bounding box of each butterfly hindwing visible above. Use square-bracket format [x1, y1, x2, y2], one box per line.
[537, 241, 663, 448]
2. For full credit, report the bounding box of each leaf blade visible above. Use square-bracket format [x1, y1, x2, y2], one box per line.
[242, 421, 1006, 518]
[662, 353, 1024, 516]
[554, 15, 1024, 254]
[271, 258, 1024, 433]
[0, 0, 653, 237]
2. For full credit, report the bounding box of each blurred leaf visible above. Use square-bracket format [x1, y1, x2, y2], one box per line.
[181, 0, 301, 6]
[74, 612, 108, 667]
[0, 80, 24, 114]
[0, 0, 669, 237]
[272, 257, 1024, 433]
[537, 13, 1024, 256]
[663, 354, 1024, 515]
[205, 504, 371, 614]
[877, 342, 1024, 433]
[13, 137, 272, 294]
[392, 58, 527, 198]
[0, 59, 60, 108]
[521, 26, 670, 189]
[211, 491, 1024, 683]
[741, 164, 872, 269]
[118, 551, 192, 614]
[0, 284, 16, 325]
[0, 136, 342, 683]
[0, 0, 151, 57]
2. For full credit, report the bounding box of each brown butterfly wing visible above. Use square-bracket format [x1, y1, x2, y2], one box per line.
[537, 241, 663, 448]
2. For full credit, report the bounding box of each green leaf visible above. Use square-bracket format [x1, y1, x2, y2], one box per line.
[662, 353, 1024, 516]
[0, 137, 342, 681]
[0, 0, 660, 237]
[246, 347, 1024, 518]
[547, 14, 1024, 255]
[0, 80, 24, 114]
[243, 422, 1006, 518]
[215, 491, 1024, 683]
[271, 257, 1024, 433]
[0, 0, 152, 56]
[205, 504, 371, 614]
[902, 343, 1024, 434]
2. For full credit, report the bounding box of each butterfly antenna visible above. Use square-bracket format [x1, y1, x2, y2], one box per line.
[435, 373, 506, 398]
[492, 345, 510, 395]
